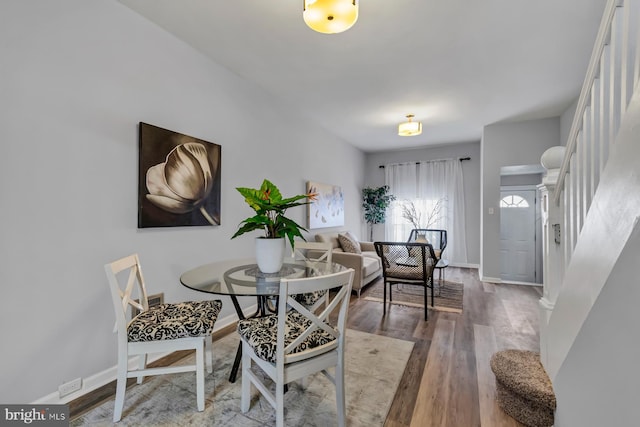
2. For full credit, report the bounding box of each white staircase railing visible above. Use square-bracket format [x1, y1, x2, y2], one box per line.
[555, 0, 640, 267]
[539, 0, 640, 376]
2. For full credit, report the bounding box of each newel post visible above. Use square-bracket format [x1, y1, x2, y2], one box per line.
[538, 146, 566, 369]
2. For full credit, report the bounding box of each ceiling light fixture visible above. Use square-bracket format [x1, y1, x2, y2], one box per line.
[303, 0, 359, 34]
[398, 114, 422, 136]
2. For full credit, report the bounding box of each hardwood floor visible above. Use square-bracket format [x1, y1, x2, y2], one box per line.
[350, 267, 541, 427]
[70, 267, 541, 426]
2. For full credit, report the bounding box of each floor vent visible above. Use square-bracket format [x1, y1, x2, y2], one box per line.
[131, 293, 164, 318]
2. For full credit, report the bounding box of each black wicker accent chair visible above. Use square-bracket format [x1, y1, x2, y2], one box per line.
[407, 229, 447, 261]
[373, 241, 438, 321]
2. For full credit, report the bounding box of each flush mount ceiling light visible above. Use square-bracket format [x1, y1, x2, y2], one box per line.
[303, 0, 359, 34]
[398, 114, 422, 136]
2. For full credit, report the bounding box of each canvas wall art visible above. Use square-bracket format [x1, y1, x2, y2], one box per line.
[307, 181, 344, 229]
[138, 122, 221, 228]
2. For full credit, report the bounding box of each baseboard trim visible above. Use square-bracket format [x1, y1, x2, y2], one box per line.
[500, 279, 542, 286]
[480, 276, 502, 284]
[449, 262, 479, 269]
[32, 304, 256, 405]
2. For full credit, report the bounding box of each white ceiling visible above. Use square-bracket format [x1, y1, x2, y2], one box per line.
[119, 0, 608, 152]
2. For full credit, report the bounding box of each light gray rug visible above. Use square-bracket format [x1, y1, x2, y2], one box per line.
[71, 329, 414, 426]
[364, 280, 464, 313]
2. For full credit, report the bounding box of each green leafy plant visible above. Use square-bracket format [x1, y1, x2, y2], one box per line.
[231, 179, 316, 249]
[362, 186, 395, 240]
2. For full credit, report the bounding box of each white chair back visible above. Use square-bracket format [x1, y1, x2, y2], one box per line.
[104, 254, 148, 341]
[293, 240, 333, 264]
[104, 253, 221, 422]
[239, 267, 354, 427]
[277, 268, 353, 363]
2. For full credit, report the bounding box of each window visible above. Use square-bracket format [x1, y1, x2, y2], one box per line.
[500, 195, 529, 208]
[388, 198, 444, 240]
[384, 159, 467, 264]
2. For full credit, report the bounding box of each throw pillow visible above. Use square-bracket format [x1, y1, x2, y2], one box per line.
[345, 231, 361, 245]
[338, 233, 361, 254]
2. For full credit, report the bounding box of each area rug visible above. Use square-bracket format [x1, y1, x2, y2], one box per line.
[71, 329, 414, 426]
[364, 280, 464, 313]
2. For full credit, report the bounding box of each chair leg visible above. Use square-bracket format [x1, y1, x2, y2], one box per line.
[424, 286, 428, 321]
[241, 342, 251, 413]
[336, 353, 346, 427]
[113, 359, 127, 423]
[383, 281, 387, 315]
[276, 383, 285, 427]
[196, 339, 205, 412]
[136, 354, 147, 384]
[205, 334, 213, 374]
[431, 279, 435, 307]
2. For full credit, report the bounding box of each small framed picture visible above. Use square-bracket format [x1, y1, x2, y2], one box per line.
[307, 181, 344, 229]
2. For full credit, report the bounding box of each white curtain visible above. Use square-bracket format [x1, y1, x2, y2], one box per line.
[385, 159, 468, 265]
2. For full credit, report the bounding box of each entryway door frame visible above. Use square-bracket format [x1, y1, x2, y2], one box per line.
[499, 185, 542, 285]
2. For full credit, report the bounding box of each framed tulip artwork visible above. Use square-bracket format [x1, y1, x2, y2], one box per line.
[306, 181, 344, 229]
[138, 122, 221, 228]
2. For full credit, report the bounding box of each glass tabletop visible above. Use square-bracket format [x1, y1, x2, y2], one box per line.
[180, 257, 347, 297]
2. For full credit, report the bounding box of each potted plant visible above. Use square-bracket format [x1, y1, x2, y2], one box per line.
[232, 179, 316, 273]
[362, 186, 395, 241]
[401, 198, 445, 242]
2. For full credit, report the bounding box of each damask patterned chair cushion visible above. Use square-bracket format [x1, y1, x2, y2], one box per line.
[237, 311, 336, 363]
[292, 289, 327, 307]
[127, 300, 222, 342]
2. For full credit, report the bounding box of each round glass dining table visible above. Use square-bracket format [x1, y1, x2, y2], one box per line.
[181, 257, 345, 296]
[180, 257, 347, 382]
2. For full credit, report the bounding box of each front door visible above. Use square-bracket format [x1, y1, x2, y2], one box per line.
[500, 189, 536, 283]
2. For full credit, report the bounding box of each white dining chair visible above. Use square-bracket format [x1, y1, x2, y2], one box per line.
[292, 240, 333, 264]
[292, 240, 334, 311]
[237, 268, 354, 427]
[104, 254, 222, 422]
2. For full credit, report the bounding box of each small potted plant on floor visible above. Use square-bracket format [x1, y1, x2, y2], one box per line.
[362, 186, 395, 241]
[232, 179, 316, 273]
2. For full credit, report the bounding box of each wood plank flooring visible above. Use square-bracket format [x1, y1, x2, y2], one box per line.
[350, 267, 541, 427]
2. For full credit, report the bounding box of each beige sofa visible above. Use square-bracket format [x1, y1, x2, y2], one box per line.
[314, 231, 382, 296]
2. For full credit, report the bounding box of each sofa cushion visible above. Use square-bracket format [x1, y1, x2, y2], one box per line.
[362, 252, 381, 277]
[338, 232, 361, 254]
[315, 233, 341, 249]
[314, 231, 383, 290]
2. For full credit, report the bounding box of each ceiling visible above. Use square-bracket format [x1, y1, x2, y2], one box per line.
[119, 0, 608, 153]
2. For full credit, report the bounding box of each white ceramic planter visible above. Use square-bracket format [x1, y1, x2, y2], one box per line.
[255, 237, 285, 273]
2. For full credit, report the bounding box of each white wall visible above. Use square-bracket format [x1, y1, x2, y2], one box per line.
[560, 97, 579, 147]
[0, 0, 365, 403]
[481, 118, 560, 281]
[364, 141, 481, 266]
[500, 173, 542, 186]
[553, 221, 640, 426]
